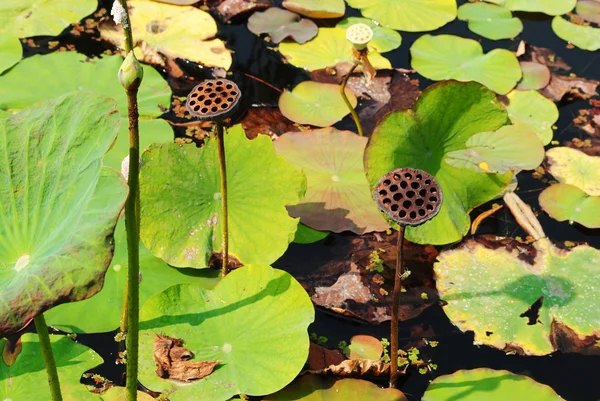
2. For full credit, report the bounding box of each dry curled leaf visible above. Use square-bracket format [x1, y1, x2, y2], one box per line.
[307, 342, 346, 371]
[216, 0, 271, 20]
[154, 334, 220, 382]
[2, 335, 22, 366]
[540, 74, 600, 101]
[308, 358, 390, 377]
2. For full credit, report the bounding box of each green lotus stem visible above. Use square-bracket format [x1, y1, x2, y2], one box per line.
[34, 314, 63, 401]
[389, 225, 405, 388]
[340, 62, 363, 137]
[216, 122, 230, 277]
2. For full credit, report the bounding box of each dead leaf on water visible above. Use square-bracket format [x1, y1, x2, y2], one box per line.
[154, 334, 220, 382]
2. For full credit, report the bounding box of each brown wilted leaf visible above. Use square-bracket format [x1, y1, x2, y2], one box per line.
[520, 43, 571, 71]
[540, 74, 599, 101]
[154, 334, 220, 382]
[241, 107, 300, 139]
[308, 358, 390, 377]
[307, 342, 345, 371]
[2, 335, 22, 366]
[215, 0, 271, 20]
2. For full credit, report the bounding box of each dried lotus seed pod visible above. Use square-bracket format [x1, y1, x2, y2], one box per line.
[186, 79, 241, 122]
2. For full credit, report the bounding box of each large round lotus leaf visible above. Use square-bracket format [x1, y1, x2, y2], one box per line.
[422, 369, 563, 401]
[274, 128, 389, 234]
[278, 27, 391, 71]
[486, 0, 575, 15]
[0, 51, 171, 119]
[0, 92, 128, 336]
[138, 265, 315, 400]
[140, 125, 306, 268]
[0, 0, 97, 37]
[0, 35, 21, 74]
[336, 17, 402, 53]
[45, 219, 221, 333]
[264, 375, 407, 400]
[445, 124, 544, 174]
[457, 3, 522, 40]
[279, 81, 358, 127]
[410, 34, 521, 95]
[0, 333, 103, 401]
[546, 147, 600, 196]
[365, 81, 512, 245]
[435, 238, 600, 355]
[100, 0, 232, 70]
[552, 16, 600, 51]
[539, 184, 600, 229]
[577, 0, 600, 24]
[505, 90, 558, 145]
[247, 8, 318, 44]
[345, 0, 456, 32]
[282, 0, 345, 18]
[517, 61, 551, 90]
[96, 388, 155, 401]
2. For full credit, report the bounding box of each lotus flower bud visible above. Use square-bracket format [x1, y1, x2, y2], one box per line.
[118, 51, 143, 91]
[345, 23, 373, 51]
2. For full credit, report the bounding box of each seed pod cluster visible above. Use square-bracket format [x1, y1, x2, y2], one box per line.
[186, 79, 241, 122]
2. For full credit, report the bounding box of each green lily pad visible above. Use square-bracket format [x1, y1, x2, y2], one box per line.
[0, 333, 103, 400]
[0, 35, 22, 74]
[336, 17, 402, 53]
[96, 387, 155, 401]
[516, 61, 551, 90]
[546, 147, 600, 195]
[0, 110, 10, 118]
[346, 335, 383, 360]
[505, 90, 558, 145]
[552, 16, 600, 51]
[345, 0, 456, 32]
[274, 128, 389, 233]
[445, 124, 545, 174]
[278, 27, 392, 71]
[539, 184, 600, 228]
[365, 81, 512, 245]
[100, 0, 232, 70]
[279, 82, 358, 127]
[44, 219, 221, 333]
[282, 0, 345, 18]
[265, 375, 407, 400]
[422, 369, 563, 401]
[140, 125, 306, 268]
[247, 8, 318, 44]
[577, 0, 600, 24]
[0, 51, 171, 119]
[410, 34, 521, 95]
[138, 265, 314, 400]
[457, 3, 523, 40]
[293, 223, 330, 244]
[485, 0, 575, 15]
[0, 92, 128, 336]
[435, 237, 600, 355]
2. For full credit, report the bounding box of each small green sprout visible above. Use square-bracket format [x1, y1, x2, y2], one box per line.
[367, 248, 386, 272]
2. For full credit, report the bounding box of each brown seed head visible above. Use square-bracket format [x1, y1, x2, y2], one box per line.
[186, 79, 241, 122]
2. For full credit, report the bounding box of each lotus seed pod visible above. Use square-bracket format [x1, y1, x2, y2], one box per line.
[374, 168, 443, 226]
[118, 51, 143, 91]
[346, 23, 373, 50]
[186, 79, 242, 122]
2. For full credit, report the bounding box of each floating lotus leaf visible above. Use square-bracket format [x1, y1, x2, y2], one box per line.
[457, 3, 522, 40]
[0, 92, 128, 337]
[346, 335, 383, 360]
[140, 125, 306, 268]
[0, 51, 171, 119]
[517, 61, 551, 90]
[248, 8, 318, 44]
[100, 0, 232, 70]
[435, 237, 600, 355]
[577, 0, 600, 24]
[552, 16, 600, 51]
[486, 0, 575, 15]
[293, 223, 330, 244]
[445, 125, 544, 174]
[0, 110, 10, 118]
[336, 17, 402, 53]
[45, 220, 221, 333]
[0, 35, 21, 74]
[97, 388, 155, 401]
[265, 375, 407, 400]
[365, 81, 512, 245]
[274, 128, 389, 233]
[0, 333, 103, 400]
[279, 82, 358, 127]
[505, 90, 558, 145]
[410, 34, 521, 94]
[282, 0, 345, 18]
[539, 184, 600, 229]
[422, 369, 563, 401]
[278, 27, 392, 71]
[546, 147, 600, 195]
[345, 0, 456, 32]
[138, 265, 314, 400]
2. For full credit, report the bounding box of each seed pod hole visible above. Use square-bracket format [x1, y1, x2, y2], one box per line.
[186, 79, 241, 122]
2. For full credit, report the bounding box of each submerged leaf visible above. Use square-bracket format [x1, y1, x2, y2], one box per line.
[516, 61, 551, 90]
[539, 184, 600, 228]
[577, 0, 600, 24]
[546, 147, 600, 195]
[458, 2, 522, 40]
[346, 335, 383, 360]
[552, 16, 600, 51]
[248, 8, 318, 44]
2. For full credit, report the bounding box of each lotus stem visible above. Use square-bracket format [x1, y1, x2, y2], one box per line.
[340, 62, 363, 137]
[34, 314, 63, 401]
[216, 122, 230, 277]
[389, 225, 405, 388]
